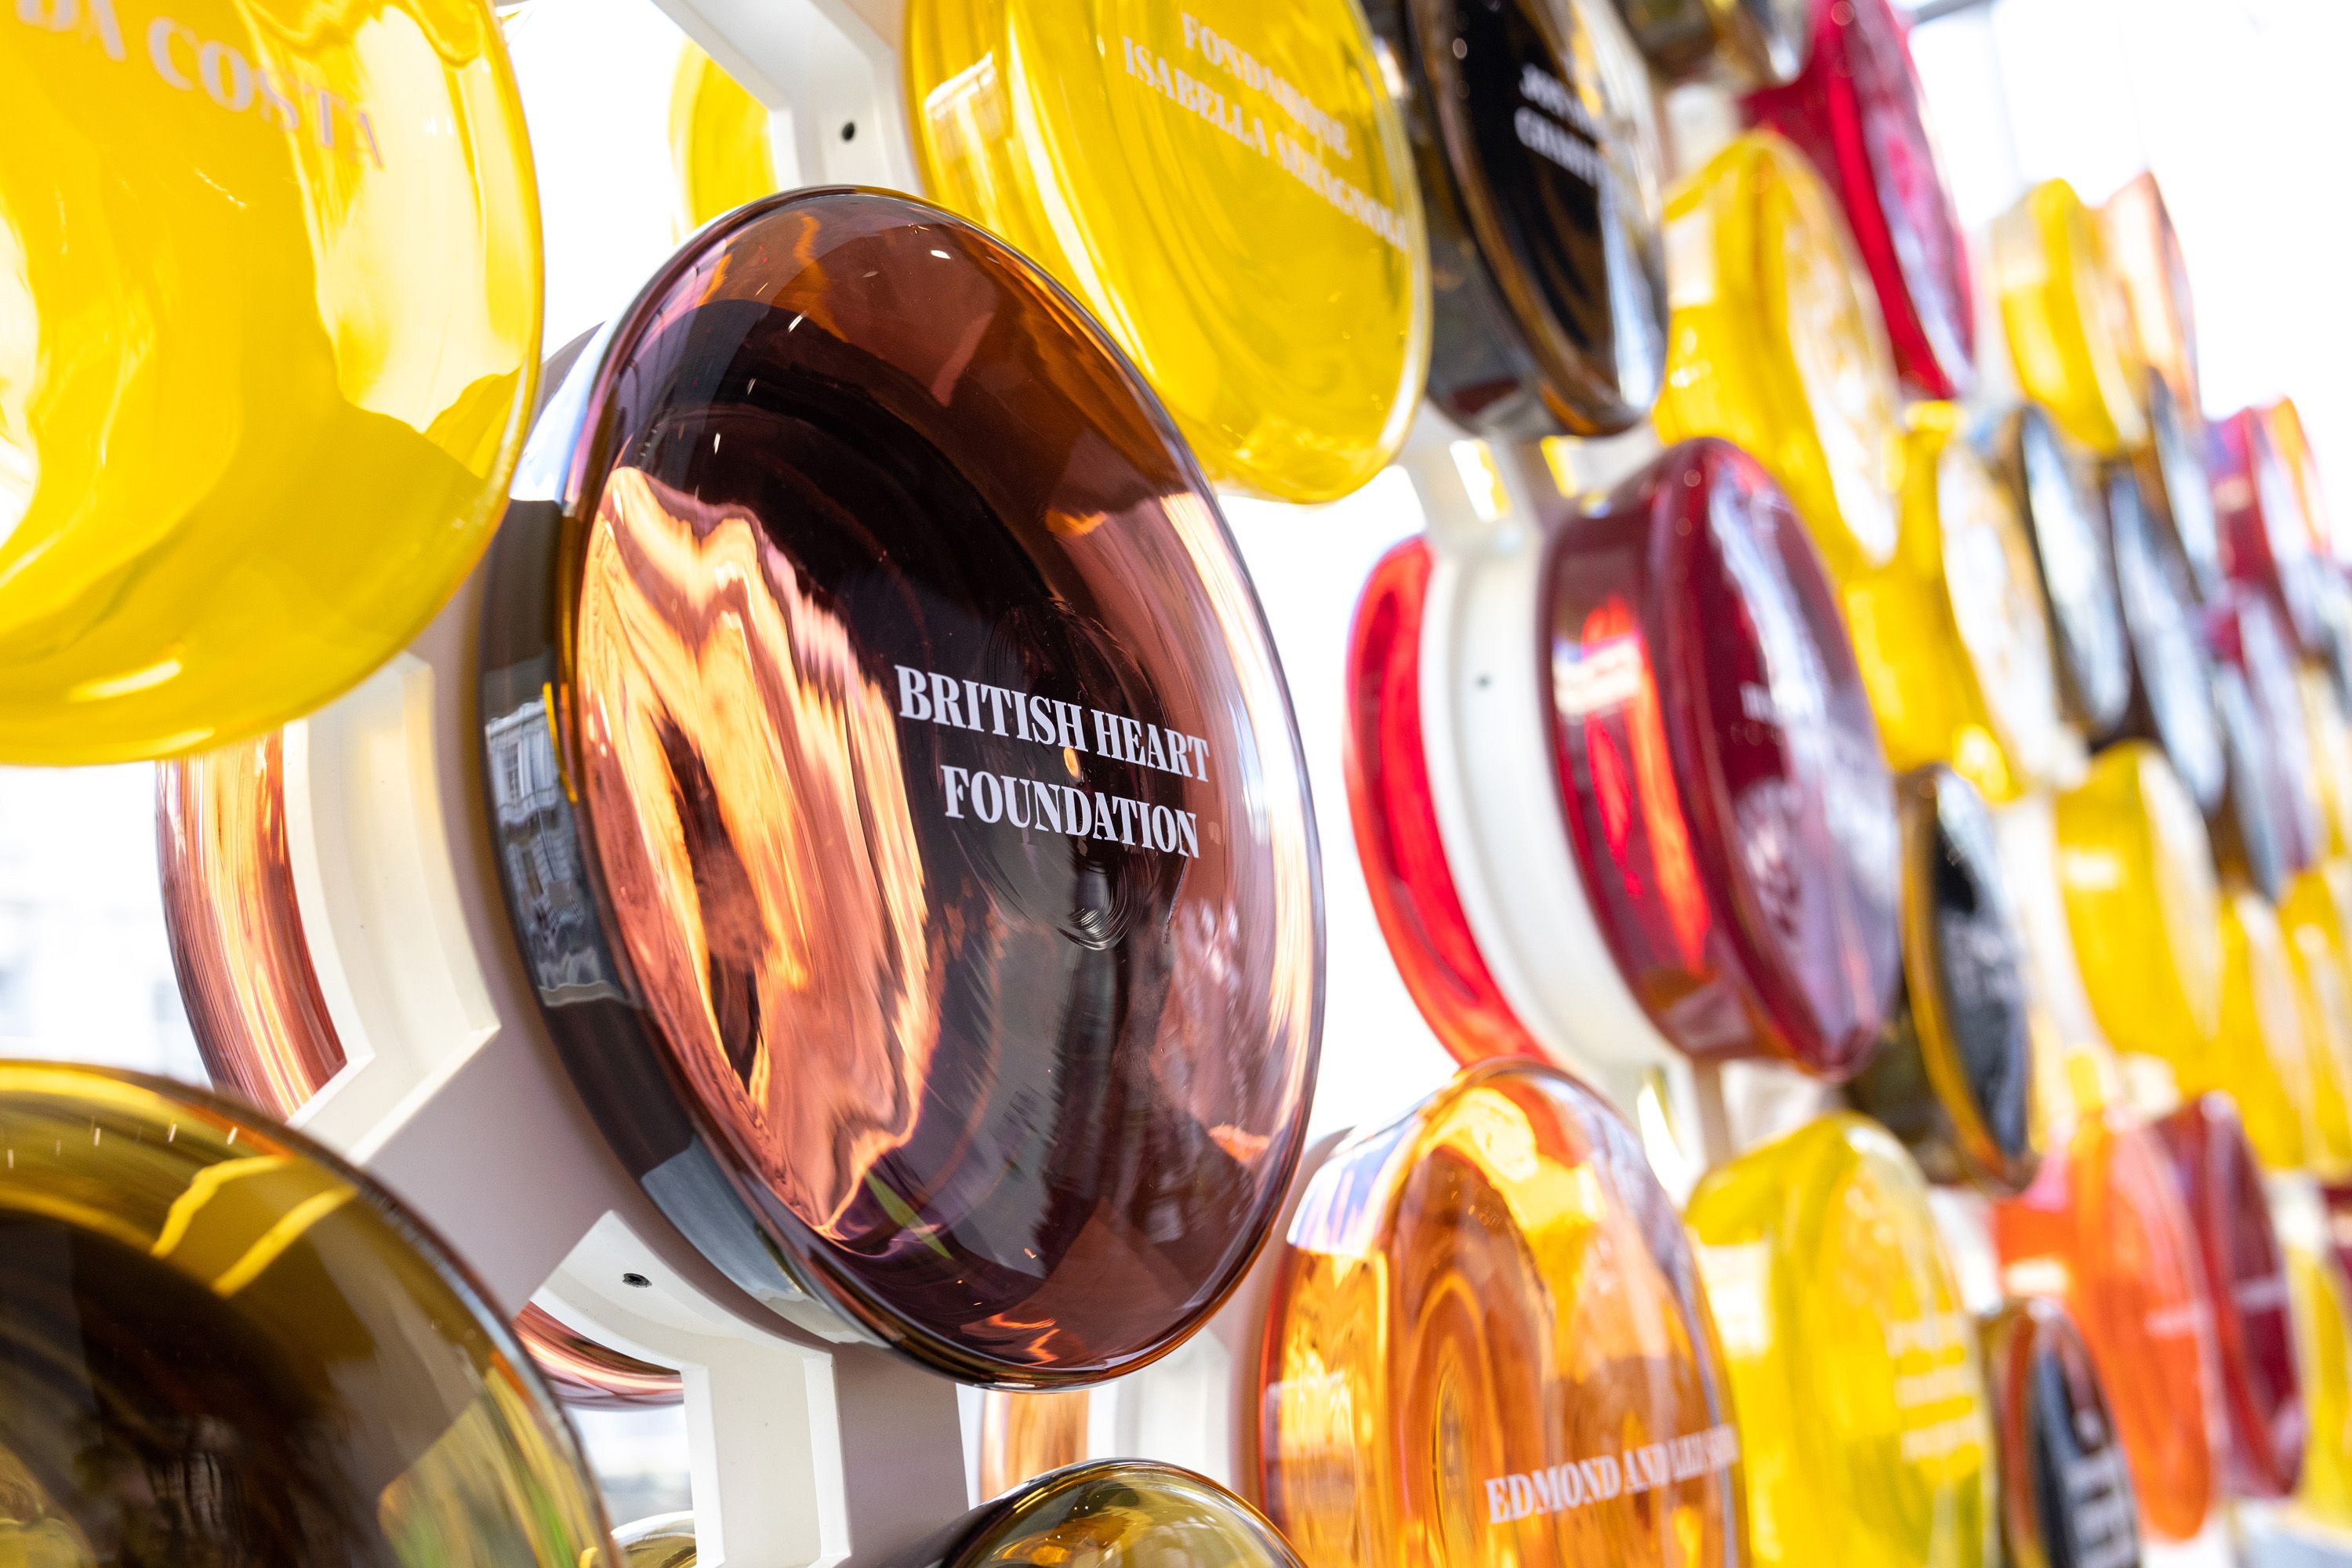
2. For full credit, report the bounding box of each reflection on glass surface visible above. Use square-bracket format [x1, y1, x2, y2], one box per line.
[1993, 406, 2130, 742]
[904, 0, 1430, 503]
[1370, 0, 1667, 437]
[0, 1062, 613, 1568]
[1994, 1112, 2221, 1543]
[615, 1512, 697, 1568]
[1848, 767, 2038, 1196]
[0, 0, 540, 764]
[1687, 1112, 1994, 1568]
[1980, 1298, 2140, 1568]
[976, 1390, 1091, 1501]
[480, 189, 1321, 1386]
[1261, 1059, 1744, 1568]
[913, 1461, 1298, 1568]
[1547, 439, 1900, 1079]
[1743, 0, 1975, 401]
[2153, 1094, 2304, 1500]
[2108, 471, 2224, 814]
[1992, 180, 2147, 459]
[1654, 132, 1904, 586]
[1608, 0, 1811, 88]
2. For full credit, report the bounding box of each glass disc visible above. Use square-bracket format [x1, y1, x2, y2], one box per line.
[2213, 405, 2327, 657]
[2134, 372, 2224, 604]
[2109, 467, 2225, 813]
[2267, 397, 2337, 562]
[2280, 866, 2352, 1180]
[669, 42, 780, 234]
[1686, 1112, 1995, 1568]
[2153, 1094, 2305, 1499]
[1848, 765, 2038, 1196]
[2289, 1235, 2352, 1529]
[976, 1389, 1091, 1500]
[2052, 741, 2223, 1065]
[2206, 891, 2326, 1177]
[1655, 132, 1906, 586]
[617, 1514, 699, 1568]
[1743, 0, 1975, 400]
[2099, 172, 2199, 429]
[1546, 438, 1900, 1078]
[1993, 180, 2147, 458]
[1844, 401, 2060, 803]
[1375, 0, 1668, 437]
[2208, 593, 2325, 886]
[477, 188, 1322, 1387]
[1991, 405, 2132, 741]
[0, 0, 540, 764]
[1992, 1112, 2220, 1544]
[1608, 0, 1813, 88]
[2210, 662, 2292, 902]
[2301, 670, 2352, 860]
[0, 1062, 612, 1567]
[903, 0, 1429, 503]
[918, 1461, 1300, 1568]
[1259, 1058, 1744, 1568]
[1980, 1298, 2141, 1568]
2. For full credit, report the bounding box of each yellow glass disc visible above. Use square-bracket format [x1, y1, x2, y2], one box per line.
[1842, 401, 2062, 803]
[669, 42, 778, 234]
[2291, 1236, 2352, 1528]
[1655, 131, 1904, 585]
[1687, 1112, 1994, 1568]
[2281, 863, 2352, 1179]
[904, 0, 1429, 502]
[2303, 668, 2352, 858]
[2268, 397, 2335, 559]
[1993, 179, 2147, 457]
[2208, 891, 2323, 1173]
[0, 0, 541, 763]
[2053, 740, 2223, 1062]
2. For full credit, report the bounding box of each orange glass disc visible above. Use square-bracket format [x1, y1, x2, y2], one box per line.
[1993, 1112, 2221, 1542]
[1260, 1058, 1745, 1567]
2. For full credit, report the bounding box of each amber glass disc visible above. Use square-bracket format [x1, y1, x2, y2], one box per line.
[1993, 1112, 2220, 1542]
[1372, 0, 1668, 437]
[0, 1062, 612, 1567]
[2153, 1094, 2305, 1499]
[1993, 180, 2147, 458]
[2108, 469, 2225, 813]
[1989, 405, 2131, 740]
[1687, 1112, 1994, 1568]
[903, 0, 1429, 503]
[1609, 0, 1811, 87]
[2213, 405, 2327, 657]
[1848, 766, 2038, 1195]
[478, 188, 1322, 1387]
[913, 1461, 1299, 1568]
[1743, 0, 1976, 399]
[1980, 1298, 2141, 1568]
[0, 0, 540, 763]
[1261, 1059, 1744, 1568]
[2100, 172, 2198, 428]
[977, 1389, 1091, 1501]
[1545, 438, 1900, 1078]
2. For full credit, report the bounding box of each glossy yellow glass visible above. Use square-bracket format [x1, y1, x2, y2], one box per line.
[2281, 864, 2352, 1179]
[2268, 397, 2335, 561]
[617, 1515, 697, 1568]
[669, 42, 777, 234]
[1841, 402, 2061, 804]
[1687, 1113, 1994, 1568]
[1260, 1059, 1745, 1567]
[2205, 891, 2326, 1174]
[1656, 132, 1904, 586]
[0, 0, 541, 763]
[1993, 179, 2147, 456]
[2053, 740, 2222, 1062]
[0, 1062, 612, 1567]
[2290, 1236, 2352, 1528]
[904, 0, 1428, 502]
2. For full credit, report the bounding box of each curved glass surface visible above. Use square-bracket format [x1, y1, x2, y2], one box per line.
[1993, 180, 2147, 457]
[1980, 1298, 2141, 1568]
[2099, 172, 2198, 429]
[2214, 405, 2326, 657]
[1743, 0, 1975, 400]
[2205, 891, 2325, 1176]
[2136, 374, 2223, 604]
[669, 42, 779, 234]
[1654, 132, 1906, 586]
[478, 188, 1323, 1387]
[2052, 742, 2222, 1065]
[1260, 1059, 1745, 1567]
[1373, 0, 1668, 437]
[617, 1514, 698, 1568]
[1844, 401, 2060, 803]
[2267, 397, 2336, 562]
[1993, 1112, 2220, 1543]
[2109, 468, 2224, 813]
[2301, 671, 2352, 860]
[915, 1462, 1300, 1568]
[1991, 405, 2131, 740]
[904, 0, 1430, 503]
[976, 1390, 1091, 1501]
[2211, 663, 2292, 902]
[2207, 593, 2325, 893]
[0, 0, 540, 764]
[1610, 0, 1812, 87]
[1848, 766, 2038, 1196]
[2153, 1094, 2304, 1499]
[2279, 865, 2352, 1179]
[2289, 1237, 2352, 1529]
[1687, 1112, 1994, 1568]
[0, 1062, 612, 1567]
[1545, 438, 1901, 1078]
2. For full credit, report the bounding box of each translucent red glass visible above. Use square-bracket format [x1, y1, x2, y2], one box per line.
[1743, 0, 1974, 398]
[2214, 405, 2326, 656]
[2154, 1094, 2305, 1498]
[479, 189, 1322, 1386]
[1547, 437, 1900, 1078]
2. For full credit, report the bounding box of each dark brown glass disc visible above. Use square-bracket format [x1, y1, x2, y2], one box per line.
[2109, 463, 2224, 814]
[478, 187, 1323, 1388]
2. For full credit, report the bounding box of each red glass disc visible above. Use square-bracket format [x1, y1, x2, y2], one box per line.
[2154, 1094, 2306, 1499]
[2213, 406, 2327, 656]
[479, 188, 1322, 1386]
[1743, 0, 1974, 399]
[1547, 437, 1901, 1078]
